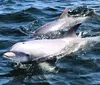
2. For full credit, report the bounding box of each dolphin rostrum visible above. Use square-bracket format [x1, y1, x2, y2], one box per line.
[3, 23, 100, 63]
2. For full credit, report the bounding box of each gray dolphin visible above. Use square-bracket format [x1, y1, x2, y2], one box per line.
[32, 8, 89, 35]
[3, 23, 100, 63]
[19, 6, 94, 37]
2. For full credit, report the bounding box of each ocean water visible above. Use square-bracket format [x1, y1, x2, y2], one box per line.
[0, 0, 100, 85]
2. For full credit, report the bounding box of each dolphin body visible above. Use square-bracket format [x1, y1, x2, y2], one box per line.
[19, 6, 94, 39]
[3, 23, 100, 63]
[32, 8, 89, 36]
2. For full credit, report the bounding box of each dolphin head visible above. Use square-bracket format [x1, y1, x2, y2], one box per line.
[3, 51, 31, 63]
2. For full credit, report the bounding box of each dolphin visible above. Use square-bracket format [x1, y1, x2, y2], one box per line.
[3, 23, 100, 63]
[18, 6, 94, 38]
[32, 8, 90, 35]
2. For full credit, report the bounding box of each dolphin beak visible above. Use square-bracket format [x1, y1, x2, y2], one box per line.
[3, 52, 16, 59]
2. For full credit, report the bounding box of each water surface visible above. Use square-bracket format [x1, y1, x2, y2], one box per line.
[0, 0, 100, 85]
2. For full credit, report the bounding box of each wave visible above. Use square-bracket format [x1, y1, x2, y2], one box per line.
[0, 7, 44, 23]
[0, 0, 15, 5]
[0, 12, 34, 23]
[0, 26, 27, 36]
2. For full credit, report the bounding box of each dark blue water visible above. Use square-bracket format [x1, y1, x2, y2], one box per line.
[0, 0, 100, 85]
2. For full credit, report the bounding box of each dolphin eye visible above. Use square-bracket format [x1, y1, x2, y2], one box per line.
[25, 54, 30, 57]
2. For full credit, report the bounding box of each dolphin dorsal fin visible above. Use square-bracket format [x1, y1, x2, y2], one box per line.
[66, 23, 81, 37]
[59, 8, 69, 19]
